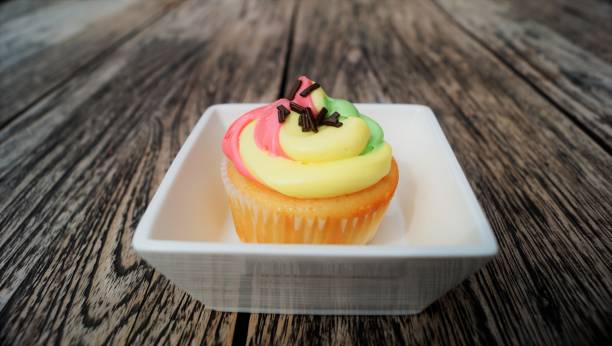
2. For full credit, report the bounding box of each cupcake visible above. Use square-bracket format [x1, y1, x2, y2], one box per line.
[221, 76, 398, 244]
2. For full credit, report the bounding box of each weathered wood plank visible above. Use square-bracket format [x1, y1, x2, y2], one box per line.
[0, 0, 137, 71]
[125, 0, 296, 343]
[0, 0, 56, 24]
[1, 0, 610, 344]
[434, 0, 612, 151]
[0, 0, 183, 128]
[247, 0, 612, 344]
[0, 0, 294, 344]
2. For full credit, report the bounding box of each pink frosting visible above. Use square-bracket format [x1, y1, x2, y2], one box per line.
[292, 76, 320, 113]
[222, 76, 322, 179]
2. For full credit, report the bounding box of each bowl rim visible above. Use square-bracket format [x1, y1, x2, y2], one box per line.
[132, 103, 499, 259]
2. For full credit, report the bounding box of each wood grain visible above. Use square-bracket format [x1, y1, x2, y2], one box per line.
[0, 0, 610, 344]
[0, 0, 294, 344]
[434, 0, 612, 151]
[0, 0, 57, 24]
[0, 0, 136, 71]
[0, 0, 183, 128]
[247, 0, 612, 344]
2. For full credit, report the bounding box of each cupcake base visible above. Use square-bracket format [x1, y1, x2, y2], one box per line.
[221, 159, 399, 244]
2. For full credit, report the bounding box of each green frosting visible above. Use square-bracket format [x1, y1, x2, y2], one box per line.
[324, 97, 358, 117]
[358, 114, 384, 154]
[322, 96, 384, 154]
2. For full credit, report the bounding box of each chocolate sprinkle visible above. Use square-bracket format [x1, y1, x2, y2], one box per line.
[290, 101, 305, 113]
[277, 104, 290, 116]
[284, 99, 343, 132]
[286, 79, 302, 100]
[316, 107, 328, 126]
[299, 82, 320, 97]
[300, 113, 309, 131]
[321, 111, 343, 127]
[323, 120, 343, 127]
[277, 109, 286, 123]
[276, 105, 290, 123]
[305, 107, 318, 133]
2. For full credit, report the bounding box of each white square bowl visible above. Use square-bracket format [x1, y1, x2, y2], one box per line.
[132, 103, 498, 315]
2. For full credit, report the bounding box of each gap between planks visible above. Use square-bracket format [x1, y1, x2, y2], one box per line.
[230, 4, 300, 345]
[276, 0, 300, 100]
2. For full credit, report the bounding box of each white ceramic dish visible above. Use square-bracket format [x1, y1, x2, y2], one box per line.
[132, 103, 498, 315]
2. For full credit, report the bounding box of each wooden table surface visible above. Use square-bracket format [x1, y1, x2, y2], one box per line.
[1, 0, 610, 344]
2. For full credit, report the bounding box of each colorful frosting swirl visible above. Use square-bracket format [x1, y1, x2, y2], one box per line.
[222, 76, 392, 198]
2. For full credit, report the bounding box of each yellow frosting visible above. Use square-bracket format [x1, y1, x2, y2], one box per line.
[279, 113, 370, 163]
[239, 121, 392, 198]
[311, 88, 326, 111]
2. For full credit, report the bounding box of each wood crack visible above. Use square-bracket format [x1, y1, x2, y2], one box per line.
[232, 313, 250, 346]
[276, 0, 300, 99]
